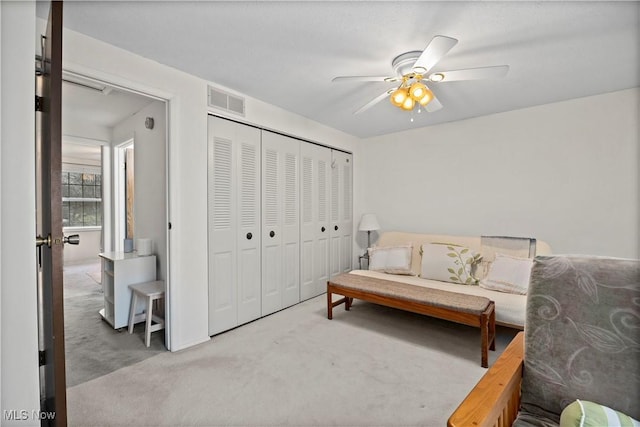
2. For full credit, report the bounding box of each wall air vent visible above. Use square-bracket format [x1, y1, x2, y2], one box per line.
[208, 86, 245, 116]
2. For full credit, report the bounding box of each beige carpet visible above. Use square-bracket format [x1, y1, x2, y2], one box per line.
[63, 260, 167, 387]
[67, 294, 516, 426]
[87, 270, 102, 284]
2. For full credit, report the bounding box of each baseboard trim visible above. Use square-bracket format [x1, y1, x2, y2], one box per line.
[170, 335, 211, 352]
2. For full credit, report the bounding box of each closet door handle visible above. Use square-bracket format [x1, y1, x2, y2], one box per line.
[246, 232, 252, 240]
[269, 230, 275, 238]
[334, 225, 339, 231]
[321, 226, 326, 232]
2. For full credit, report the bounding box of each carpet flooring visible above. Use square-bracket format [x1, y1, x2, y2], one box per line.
[67, 291, 517, 426]
[63, 260, 166, 387]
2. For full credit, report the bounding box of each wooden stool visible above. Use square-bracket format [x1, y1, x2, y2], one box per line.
[128, 280, 165, 347]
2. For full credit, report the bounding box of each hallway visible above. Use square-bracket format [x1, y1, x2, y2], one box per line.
[63, 259, 165, 387]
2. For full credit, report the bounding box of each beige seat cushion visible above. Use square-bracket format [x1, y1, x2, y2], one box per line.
[350, 269, 528, 328]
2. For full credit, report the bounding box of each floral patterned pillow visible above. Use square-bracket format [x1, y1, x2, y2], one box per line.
[419, 243, 482, 285]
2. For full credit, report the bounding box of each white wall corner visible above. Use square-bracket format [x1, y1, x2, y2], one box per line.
[1, 1, 41, 424]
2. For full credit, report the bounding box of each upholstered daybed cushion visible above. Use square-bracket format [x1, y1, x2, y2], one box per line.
[359, 232, 552, 329]
[375, 232, 552, 278]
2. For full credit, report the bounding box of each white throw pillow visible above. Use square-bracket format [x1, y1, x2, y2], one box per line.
[420, 243, 482, 285]
[480, 253, 534, 294]
[368, 244, 413, 275]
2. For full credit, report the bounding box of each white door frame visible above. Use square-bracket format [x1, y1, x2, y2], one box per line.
[113, 137, 134, 254]
[59, 67, 174, 350]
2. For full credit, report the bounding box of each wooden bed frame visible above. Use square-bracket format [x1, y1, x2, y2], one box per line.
[327, 274, 497, 368]
[447, 331, 524, 427]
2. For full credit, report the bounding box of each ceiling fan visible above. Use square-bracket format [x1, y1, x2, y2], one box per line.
[332, 35, 509, 115]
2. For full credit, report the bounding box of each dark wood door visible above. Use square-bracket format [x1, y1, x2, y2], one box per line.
[35, 2, 67, 425]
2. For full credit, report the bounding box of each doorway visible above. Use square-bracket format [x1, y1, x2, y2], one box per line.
[113, 138, 135, 254]
[60, 72, 169, 387]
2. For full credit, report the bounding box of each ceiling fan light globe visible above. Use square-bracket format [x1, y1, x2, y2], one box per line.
[418, 89, 434, 106]
[401, 97, 415, 111]
[390, 88, 407, 107]
[409, 82, 428, 101]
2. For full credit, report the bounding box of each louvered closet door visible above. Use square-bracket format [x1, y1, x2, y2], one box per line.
[208, 116, 261, 335]
[236, 127, 262, 325]
[208, 116, 237, 335]
[261, 131, 300, 316]
[339, 152, 353, 273]
[329, 150, 354, 277]
[300, 144, 331, 300]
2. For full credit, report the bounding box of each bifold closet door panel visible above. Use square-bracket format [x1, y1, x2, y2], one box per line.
[330, 150, 353, 277]
[300, 144, 331, 300]
[236, 127, 262, 325]
[280, 136, 301, 309]
[207, 116, 261, 335]
[314, 148, 331, 296]
[329, 152, 341, 278]
[261, 131, 300, 316]
[209, 116, 351, 331]
[208, 116, 238, 335]
[339, 152, 353, 273]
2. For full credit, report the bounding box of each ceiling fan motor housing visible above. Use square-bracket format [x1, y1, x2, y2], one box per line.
[392, 51, 423, 76]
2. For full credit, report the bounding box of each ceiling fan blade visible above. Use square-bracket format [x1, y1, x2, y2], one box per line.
[412, 35, 458, 74]
[428, 65, 509, 82]
[425, 95, 443, 113]
[332, 76, 398, 83]
[354, 90, 393, 115]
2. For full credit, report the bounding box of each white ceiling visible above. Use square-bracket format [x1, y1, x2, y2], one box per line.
[61, 75, 154, 162]
[62, 76, 154, 129]
[61, 141, 101, 164]
[48, 1, 639, 138]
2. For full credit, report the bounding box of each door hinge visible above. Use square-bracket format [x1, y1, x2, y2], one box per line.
[39, 350, 46, 366]
[35, 95, 44, 112]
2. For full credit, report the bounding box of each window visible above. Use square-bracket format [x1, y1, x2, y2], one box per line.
[62, 171, 102, 228]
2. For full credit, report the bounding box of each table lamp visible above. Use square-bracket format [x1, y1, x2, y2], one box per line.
[359, 213, 381, 250]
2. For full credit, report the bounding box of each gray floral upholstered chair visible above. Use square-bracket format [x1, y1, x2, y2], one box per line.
[448, 255, 640, 427]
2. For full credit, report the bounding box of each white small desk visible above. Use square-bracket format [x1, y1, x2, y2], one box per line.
[99, 252, 156, 329]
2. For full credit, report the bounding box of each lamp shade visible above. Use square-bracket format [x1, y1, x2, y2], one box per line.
[401, 96, 415, 111]
[409, 81, 428, 101]
[358, 214, 380, 232]
[418, 87, 434, 106]
[390, 88, 407, 107]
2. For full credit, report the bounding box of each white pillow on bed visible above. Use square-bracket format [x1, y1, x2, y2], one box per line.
[480, 253, 533, 294]
[368, 244, 413, 275]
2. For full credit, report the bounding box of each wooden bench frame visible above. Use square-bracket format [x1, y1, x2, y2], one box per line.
[327, 280, 496, 368]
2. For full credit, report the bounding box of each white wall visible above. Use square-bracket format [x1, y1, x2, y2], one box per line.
[359, 88, 639, 258]
[63, 230, 101, 263]
[50, 23, 359, 351]
[112, 100, 167, 282]
[0, 1, 41, 424]
[63, 120, 111, 144]
[1, 0, 3, 411]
